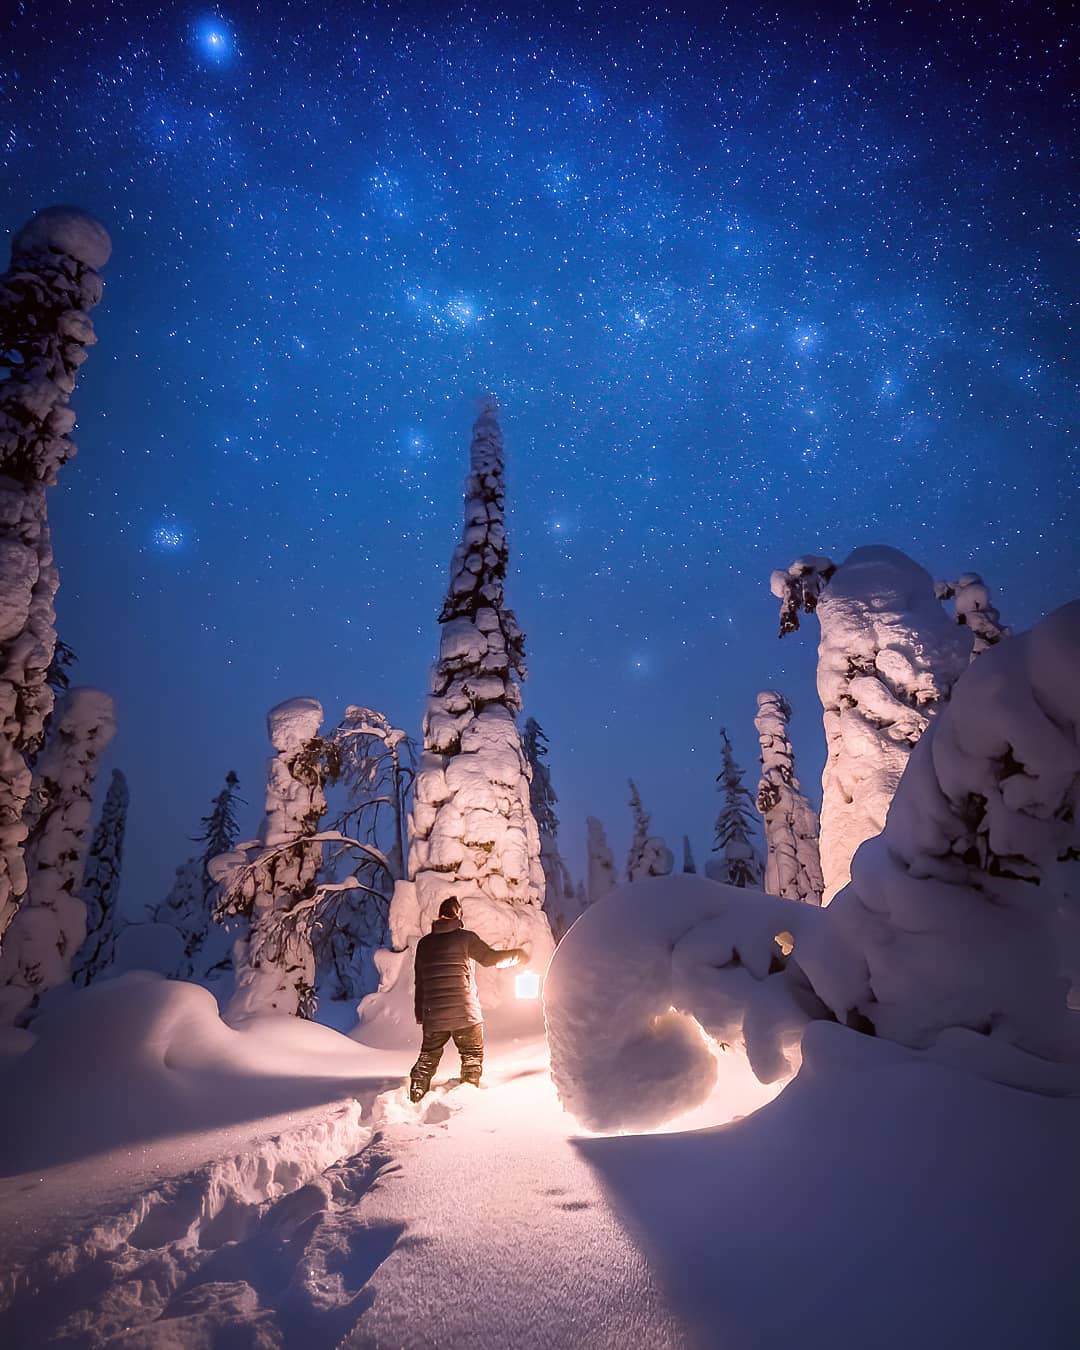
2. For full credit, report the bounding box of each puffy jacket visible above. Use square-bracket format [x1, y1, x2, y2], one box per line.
[414, 917, 520, 1030]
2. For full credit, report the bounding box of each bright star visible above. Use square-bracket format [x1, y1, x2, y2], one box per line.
[153, 524, 185, 551]
[194, 17, 234, 63]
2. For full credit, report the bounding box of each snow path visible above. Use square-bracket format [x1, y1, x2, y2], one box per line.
[0, 1038, 693, 1347]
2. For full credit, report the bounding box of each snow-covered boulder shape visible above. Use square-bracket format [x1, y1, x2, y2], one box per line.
[545, 874, 822, 1133]
[772, 546, 970, 900]
[0, 206, 110, 939]
[0, 687, 116, 1025]
[798, 599, 1080, 1065]
[358, 404, 553, 1041]
[548, 603, 1080, 1132]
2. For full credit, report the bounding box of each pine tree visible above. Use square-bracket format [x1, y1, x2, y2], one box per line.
[934, 573, 1008, 658]
[153, 770, 243, 978]
[71, 768, 129, 985]
[523, 717, 577, 939]
[753, 692, 822, 904]
[626, 780, 674, 882]
[709, 730, 764, 888]
[772, 546, 970, 899]
[586, 816, 617, 904]
[681, 835, 697, 874]
[0, 208, 111, 938]
[0, 688, 115, 1023]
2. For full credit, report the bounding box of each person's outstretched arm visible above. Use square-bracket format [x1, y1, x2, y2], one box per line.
[467, 933, 526, 968]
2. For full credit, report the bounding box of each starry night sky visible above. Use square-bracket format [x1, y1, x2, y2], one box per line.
[4, 1, 1075, 912]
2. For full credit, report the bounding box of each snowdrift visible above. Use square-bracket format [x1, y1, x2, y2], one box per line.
[0, 973, 403, 1172]
[547, 602, 1080, 1132]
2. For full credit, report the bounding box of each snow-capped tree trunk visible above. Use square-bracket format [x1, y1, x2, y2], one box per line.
[626, 780, 674, 882]
[0, 208, 111, 940]
[706, 730, 765, 888]
[935, 573, 1008, 658]
[771, 546, 971, 901]
[357, 405, 554, 1040]
[71, 768, 129, 986]
[754, 692, 823, 904]
[523, 717, 577, 940]
[586, 816, 617, 904]
[222, 700, 328, 1020]
[0, 688, 115, 1023]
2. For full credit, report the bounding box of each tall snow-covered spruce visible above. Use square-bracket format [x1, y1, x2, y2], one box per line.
[215, 700, 330, 1020]
[754, 692, 823, 904]
[0, 687, 115, 1023]
[706, 730, 765, 888]
[0, 207, 111, 939]
[772, 546, 970, 899]
[523, 717, 578, 939]
[70, 768, 129, 985]
[358, 403, 553, 1042]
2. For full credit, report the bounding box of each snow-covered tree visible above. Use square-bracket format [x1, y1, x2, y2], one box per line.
[0, 208, 111, 939]
[523, 717, 577, 940]
[315, 708, 414, 1002]
[359, 403, 553, 1040]
[753, 692, 822, 904]
[152, 770, 244, 979]
[935, 573, 1008, 657]
[682, 835, 697, 874]
[216, 700, 332, 1020]
[771, 546, 971, 900]
[0, 688, 115, 1023]
[70, 768, 129, 986]
[626, 780, 674, 883]
[586, 816, 617, 904]
[707, 730, 765, 888]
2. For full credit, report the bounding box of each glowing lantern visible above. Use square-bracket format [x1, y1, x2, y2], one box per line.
[515, 970, 540, 1000]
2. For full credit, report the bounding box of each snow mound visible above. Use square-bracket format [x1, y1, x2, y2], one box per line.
[11, 205, 112, 269]
[0, 973, 389, 1172]
[545, 875, 822, 1132]
[266, 695, 323, 753]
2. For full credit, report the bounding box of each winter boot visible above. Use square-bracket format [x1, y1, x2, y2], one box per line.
[409, 1079, 429, 1103]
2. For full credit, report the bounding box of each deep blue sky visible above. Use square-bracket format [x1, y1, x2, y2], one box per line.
[4, 1, 1074, 912]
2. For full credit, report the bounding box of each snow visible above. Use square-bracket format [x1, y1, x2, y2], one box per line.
[266, 694, 323, 754]
[11, 206, 112, 270]
[754, 690, 823, 903]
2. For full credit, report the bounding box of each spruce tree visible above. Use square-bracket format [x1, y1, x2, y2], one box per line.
[626, 780, 674, 882]
[523, 717, 576, 939]
[586, 816, 617, 903]
[754, 692, 822, 904]
[71, 768, 129, 985]
[710, 730, 764, 888]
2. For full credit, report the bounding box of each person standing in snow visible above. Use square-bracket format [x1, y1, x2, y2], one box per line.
[409, 898, 527, 1102]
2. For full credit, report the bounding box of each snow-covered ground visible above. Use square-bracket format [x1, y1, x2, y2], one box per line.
[0, 972, 1075, 1348]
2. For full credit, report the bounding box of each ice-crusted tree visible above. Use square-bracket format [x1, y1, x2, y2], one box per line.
[215, 699, 390, 1020]
[358, 403, 553, 1040]
[935, 573, 1008, 658]
[523, 717, 577, 939]
[70, 768, 129, 986]
[152, 770, 244, 979]
[707, 730, 765, 888]
[586, 815, 617, 904]
[753, 692, 823, 904]
[772, 545, 971, 900]
[0, 688, 115, 1023]
[626, 780, 674, 883]
[682, 835, 697, 874]
[315, 708, 414, 1001]
[0, 207, 111, 939]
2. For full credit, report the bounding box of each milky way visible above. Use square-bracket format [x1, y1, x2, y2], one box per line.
[3, 1, 1074, 904]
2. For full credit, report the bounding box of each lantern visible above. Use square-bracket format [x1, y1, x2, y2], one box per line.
[515, 970, 540, 1000]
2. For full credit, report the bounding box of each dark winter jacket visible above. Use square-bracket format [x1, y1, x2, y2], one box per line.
[414, 917, 519, 1031]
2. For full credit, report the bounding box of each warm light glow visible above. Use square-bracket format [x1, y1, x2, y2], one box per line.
[515, 971, 540, 999]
